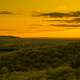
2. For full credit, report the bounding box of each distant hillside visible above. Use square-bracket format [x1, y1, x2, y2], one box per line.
[0, 36, 20, 38]
[0, 36, 80, 46]
[0, 36, 23, 44]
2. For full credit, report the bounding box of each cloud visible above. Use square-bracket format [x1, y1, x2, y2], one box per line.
[0, 29, 16, 31]
[46, 20, 68, 22]
[33, 11, 80, 18]
[36, 29, 64, 32]
[30, 24, 43, 27]
[0, 11, 14, 15]
[46, 18, 80, 23]
[67, 18, 80, 23]
[50, 24, 80, 27]
[33, 12, 71, 18]
[38, 12, 71, 18]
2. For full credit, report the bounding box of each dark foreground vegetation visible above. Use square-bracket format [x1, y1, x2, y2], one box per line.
[0, 36, 80, 80]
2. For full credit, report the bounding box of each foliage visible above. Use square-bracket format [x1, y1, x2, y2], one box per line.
[0, 37, 80, 79]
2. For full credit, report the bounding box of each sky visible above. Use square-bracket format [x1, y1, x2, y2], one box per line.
[0, 0, 80, 38]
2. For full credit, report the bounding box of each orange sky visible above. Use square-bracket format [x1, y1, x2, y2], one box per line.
[0, 0, 80, 38]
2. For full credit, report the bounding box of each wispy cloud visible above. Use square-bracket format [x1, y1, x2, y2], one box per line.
[0, 29, 16, 31]
[16, 29, 64, 34]
[46, 18, 80, 23]
[67, 18, 80, 23]
[33, 11, 80, 18]
[46, 20, 68, 22]
[50, 24, 80, 27]
[0, 11, 14, 15]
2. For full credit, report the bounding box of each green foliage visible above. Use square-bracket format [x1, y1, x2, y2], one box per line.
[0, 37, 80, 79]
[46, 66, 76, 80]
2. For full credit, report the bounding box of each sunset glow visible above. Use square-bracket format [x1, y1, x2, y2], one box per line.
[0, 0, 80, 38]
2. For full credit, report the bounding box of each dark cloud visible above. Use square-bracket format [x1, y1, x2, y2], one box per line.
[50, 24, 80, 27]
[46, 20, 63, 21]
[0, 11, 14, 15]
[70, 11, 80, 17]
[46, 20, 68, 22]
[37, 12, 71, 18]
[67, 18, 80, 23]
[46, 18, 80, 23]
[33, 11, 80, 18]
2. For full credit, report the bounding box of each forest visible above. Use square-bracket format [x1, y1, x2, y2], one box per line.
[0, 36, 80, 80]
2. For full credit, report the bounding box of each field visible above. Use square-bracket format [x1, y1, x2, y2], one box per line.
[0, 36, 80, 80]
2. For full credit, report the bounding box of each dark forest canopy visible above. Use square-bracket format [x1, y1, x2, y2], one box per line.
[0, 36, 80, 80]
